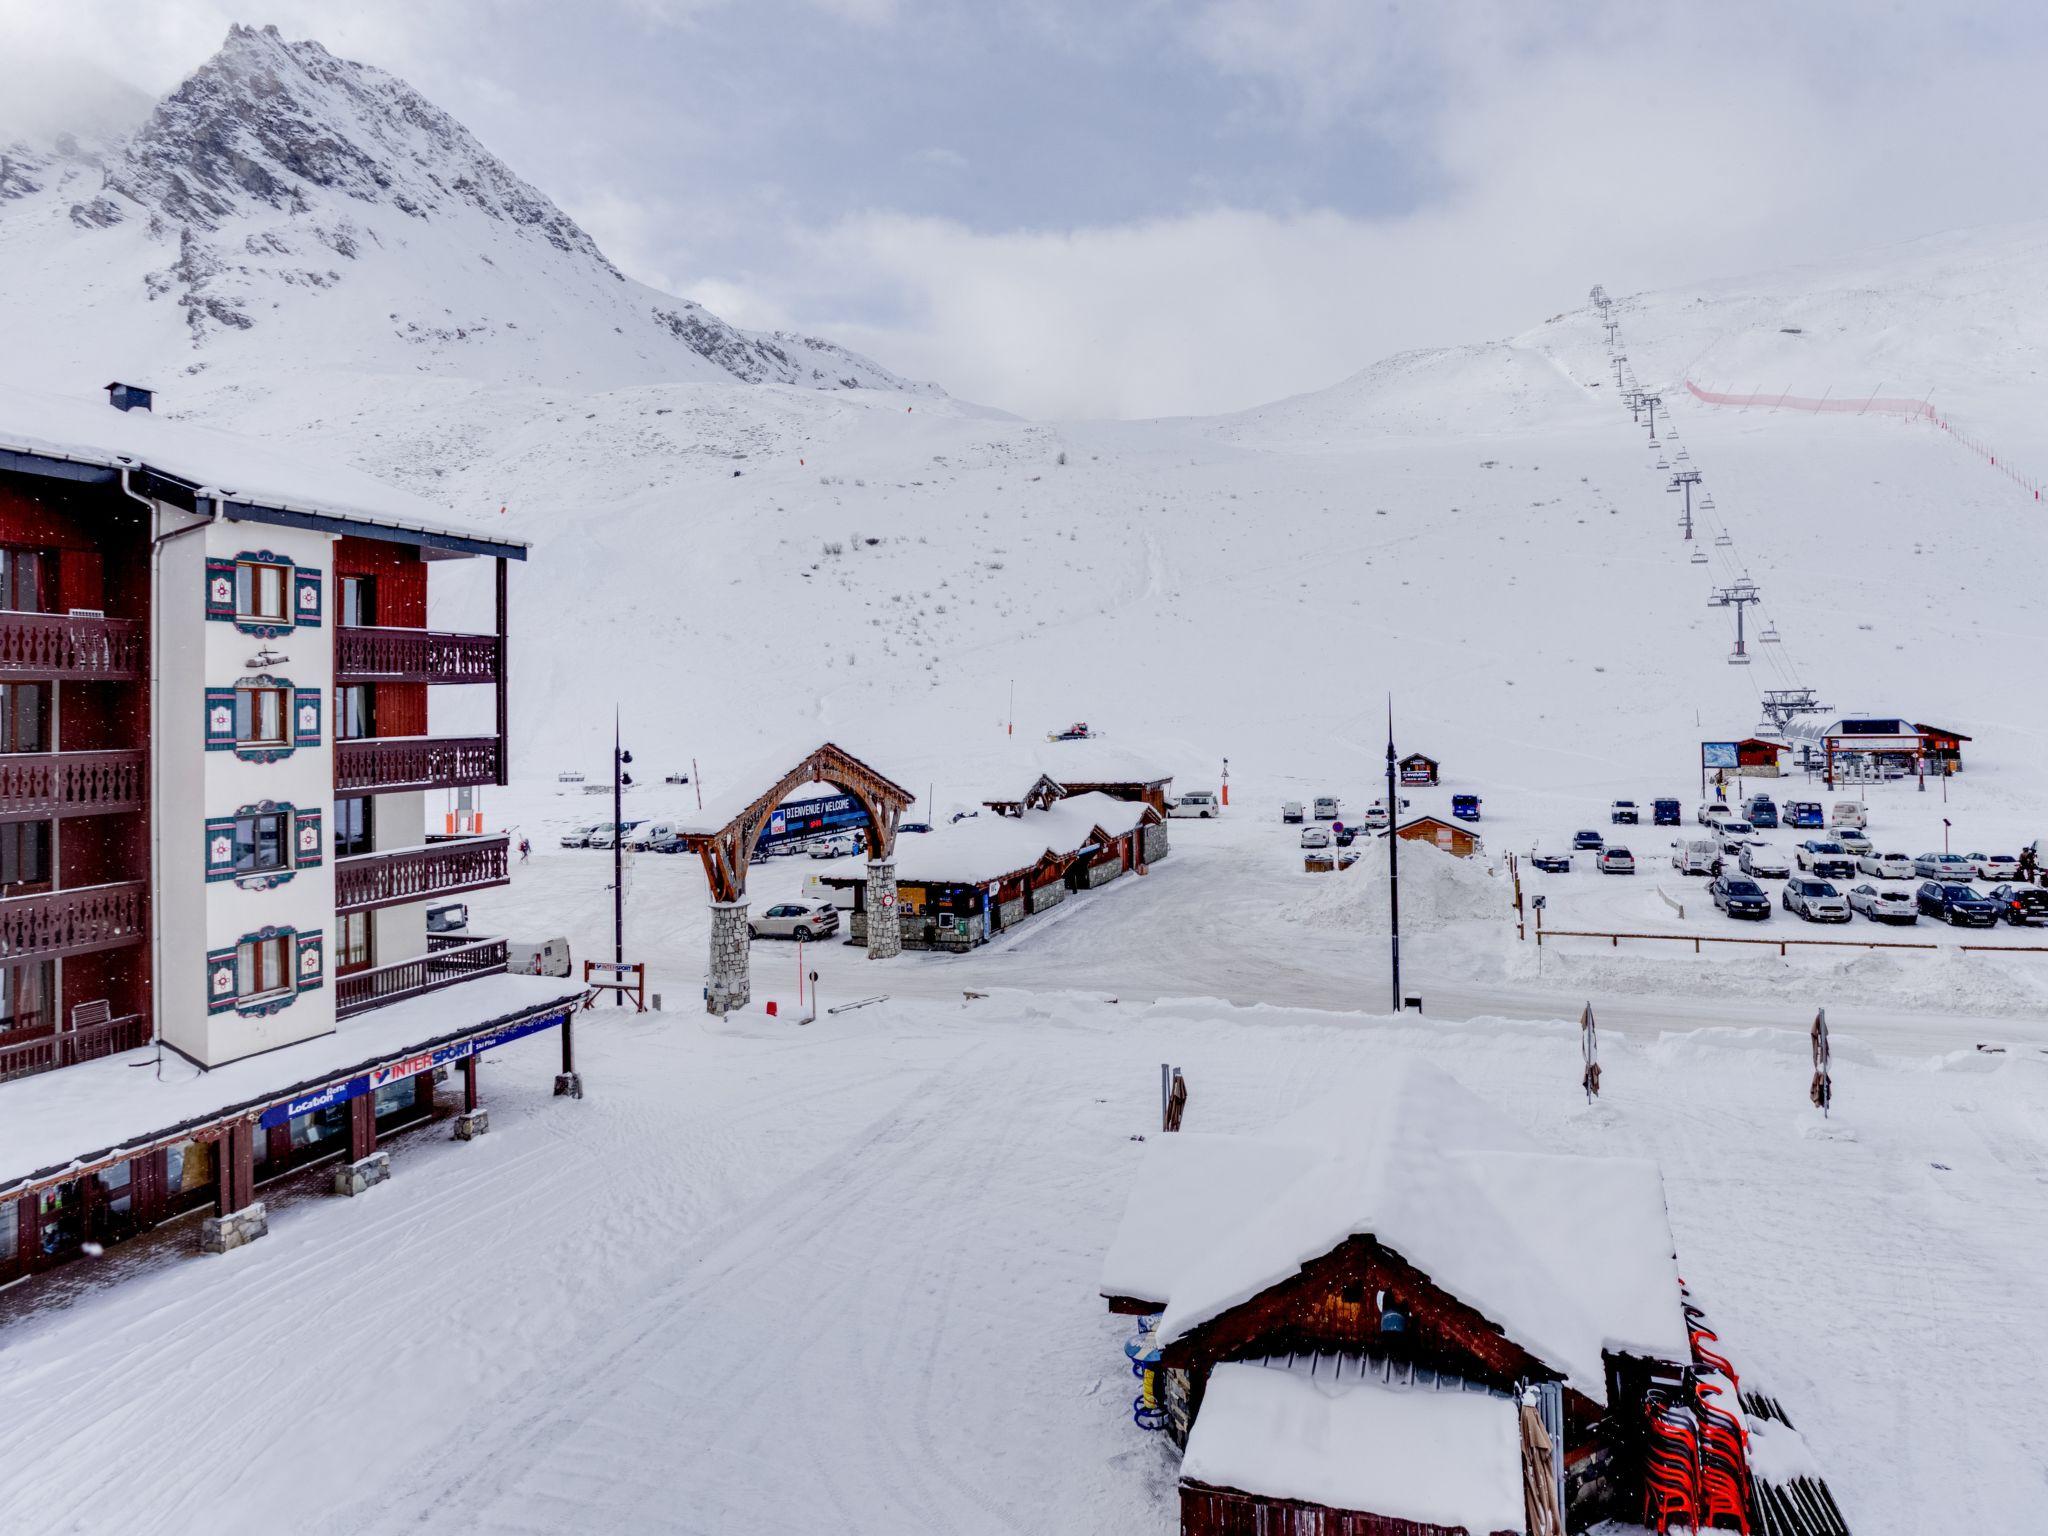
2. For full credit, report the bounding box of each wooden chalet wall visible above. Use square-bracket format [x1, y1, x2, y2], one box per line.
[336, 536, 427, 737]
[1181, 1481, 1518, 1536]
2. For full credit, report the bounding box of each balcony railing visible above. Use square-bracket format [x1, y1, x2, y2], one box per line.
[0, 749, 146, 822]
[0, 1011, 150, 1084]
[335, 626, 501, 685]
[0, 881, 148, 962]
[0, 612, 144, 680]
[335, 835, 510, 914]
[336, 936, 509, 1018]
[334, 736, 502, 794]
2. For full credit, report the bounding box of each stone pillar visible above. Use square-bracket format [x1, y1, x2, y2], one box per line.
[865, 859, 901, 960]
[707, 898, 751, 1013]
[333, 1151, 390, 1196]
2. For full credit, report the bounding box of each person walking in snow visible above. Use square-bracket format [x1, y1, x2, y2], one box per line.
[518, 836, 531, 864]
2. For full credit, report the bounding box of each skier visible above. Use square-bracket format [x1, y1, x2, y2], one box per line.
[518, 836, 531, 864]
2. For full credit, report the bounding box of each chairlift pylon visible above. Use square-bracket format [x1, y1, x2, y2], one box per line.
[1727, 650, 1752, 666]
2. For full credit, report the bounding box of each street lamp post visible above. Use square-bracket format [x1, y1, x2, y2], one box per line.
[1386, 713, 1402, 1015]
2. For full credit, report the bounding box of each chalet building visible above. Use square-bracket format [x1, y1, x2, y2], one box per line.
[0, 384, 582, 1289]
[1782, 715, 1969, 785]
[1911, 723, 1969, 772]
[1036, 739, 1176, 813]
[1396, 815, 1482, 859]
[1730, 737, 1783, 776]
[1101, 1060, 1694, 1535]
[1398, 752, 1440, 787]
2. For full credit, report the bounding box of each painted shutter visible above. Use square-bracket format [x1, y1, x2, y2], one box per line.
[294, 566, 323, 628]
[204, 558, 236, 621]
[204, 815, 238, 883]
[293, 687, 322, 747]
[294, 808, 323, 869]
[206, 945, 238, 1014]
[294, 929, 325, 992]
[204, 687, 237, 751]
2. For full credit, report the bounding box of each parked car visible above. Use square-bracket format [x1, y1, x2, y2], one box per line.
[1530, 853, 1573, 873]
[899, 821, 933, 835]
[1848, 884, 1917, 924]
[1610, 800, 1639, 825]
[1172, 791, 1222, 819]
[1830, 827, 1873, 856]
[559, 822, 604, 848]
[748, 901, 841, 941]
[1300, 827, 1331, 850]
[1917, 881, 1998, 926]
[1785, 801, 1825, 829]
[1652, 798, 1682, 826]
[1281, 800, 1305, 823]
[1795, 841, 1857, 879]
[1987, 884, 2048, 926]
[1742, 796, 1779, 829]
[1914, 852, 1976, 882]
[1969, 852, 2021, 884]
[1311, 796, 1340, 820]
[1572, 829, 1604, 851]
[1830, 802, 1867, 830]
[1857, 851, 1915, 881]
[1333, 825, 1357, 847]
[1698, 802, 1735, 828]
[1717, 819, 1756, 840]
[807, 831, 862, 859]
[1598, 847, 1635, 874]
[1708, 875, 1772, 920]
[623, 819, 682, 852]
[1451, 794, 1482, 821]
[1738, 845, 1790, 879]
[508, 936, 573, 977]
[1673, 839, 1719, 876]
[1783, 878, 1850, 922]
[426, 901, 469, 936]
[587, 820, 644, 849]
[1361, 805, 1391, 831]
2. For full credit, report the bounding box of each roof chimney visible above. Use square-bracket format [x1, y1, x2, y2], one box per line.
[105, 382, 153, 413]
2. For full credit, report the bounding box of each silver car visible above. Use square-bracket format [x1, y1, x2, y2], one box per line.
[1738, 845, 1790, 878]
[1848, 884, 1917, 924]
[1858, 851, 1914, 880]
[748, 901, 840, 941]
[1914, 852, 1976, 881]
[1783, 877, 1850, 922]
[1831, 827, 1873, 856]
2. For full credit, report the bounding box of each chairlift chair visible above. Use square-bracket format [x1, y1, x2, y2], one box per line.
[1713, 532, 1733, 547]
[1701, 495, 1716, 509]
[1690, 549, 1709, 564]
[1760, 623, 1781, 643]
[1656, 458, 1671, 470]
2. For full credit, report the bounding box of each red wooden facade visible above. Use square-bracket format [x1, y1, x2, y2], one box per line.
[1182, 1481, 1517, 1536]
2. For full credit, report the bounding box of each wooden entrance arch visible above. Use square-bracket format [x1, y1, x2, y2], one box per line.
[680, 742, 914, 1012]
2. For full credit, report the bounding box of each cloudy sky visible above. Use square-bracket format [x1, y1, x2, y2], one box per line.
[6, 1, 2047, 417]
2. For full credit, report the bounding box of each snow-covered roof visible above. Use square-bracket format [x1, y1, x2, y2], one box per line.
[886, 816, 1063, 885]
[0, 381, 527, 558]
[1118, 1057, 1686, 1402]
[1100, 1135, 1317, 1306]
[1181, 1358, 1524, 1533]
[1037, 737, 1172, 786]
[1038, 789, 1157, 841]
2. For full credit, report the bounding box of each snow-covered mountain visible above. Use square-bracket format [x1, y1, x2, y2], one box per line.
[0, 24, 936, 400]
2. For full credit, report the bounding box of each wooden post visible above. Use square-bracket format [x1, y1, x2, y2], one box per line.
[463, 1054, 479, 1114]
[217, 1122, 255, 1216]
[493, 555, 509, 787]
[350, 1093, 377, 1162]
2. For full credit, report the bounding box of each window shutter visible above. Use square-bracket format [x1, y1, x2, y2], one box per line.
[205, 946, 238, 1014]
[204, 558, 236, 621]
[204, 815, 238, 883]
[293, 687, 322, 747]
[295, 929, 325, 992]
[294, 566, 323, 628]
[294, 808, 323, 869]
[204, 687, 237, 751]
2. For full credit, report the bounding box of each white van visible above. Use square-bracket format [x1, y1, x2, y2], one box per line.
[1171, 791, 1221, 819]
[623, 819, 681, 852]
[1830, 802, 1867, 830]
[509, 937, 572, 978]
[1672, 839, 1720, 875]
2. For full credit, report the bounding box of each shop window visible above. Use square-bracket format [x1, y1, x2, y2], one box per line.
[338, 684, 375, 740]
[0, 961, 54, 1035]
[95, 1160, 133, 1218]
[233, 808, 290, 874]
[335, 796, 374, 857]
[373, 1078, 418, 1119]
[338, 911, 374, 974]
[0, 683, 50, 754]
[340, 574, 376, 628]
[0, 1198, 15, 1267]
[235, 684, 288, 747]
[0, 547, 51, 614]
[0, 823, 50, 895]
[236, 934, 292, 1002]
[290, 1103, 349, 1154]
[235, 560, 290, 623]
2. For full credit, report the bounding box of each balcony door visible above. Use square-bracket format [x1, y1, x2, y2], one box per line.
[0, 547, 52, 614]
[0, 821, 51, 897]
[0, 684, 50, 754]
[338, 911, 374, 976]
[339, 684, 377, 740]
[340, 575, 377, 628]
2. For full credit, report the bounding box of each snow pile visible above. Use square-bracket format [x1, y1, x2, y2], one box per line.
[1288, 836, 1503, 932]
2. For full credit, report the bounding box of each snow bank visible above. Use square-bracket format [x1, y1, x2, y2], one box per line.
[1288, 835, 1503, 931]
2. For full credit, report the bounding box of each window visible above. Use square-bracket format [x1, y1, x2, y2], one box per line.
[235, 685, 288, 746]
[235, 561, 289, 621]
[338, 685, 375, 741]
[0, 822, 50, 893]
[0, 961, 53, 1034]
[0, 684, 49, 754]
[339, 575, 376, 628]
[0, 547, 50, 614]
[233, 809, 290, 874]
[335, 797, 374, 858]
[236, 935, 291, 1001]
[338, 911, 373, 974]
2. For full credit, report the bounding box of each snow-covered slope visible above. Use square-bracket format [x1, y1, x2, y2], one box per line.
[0, 24, 936, 401]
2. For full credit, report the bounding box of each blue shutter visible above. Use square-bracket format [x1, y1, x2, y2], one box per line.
[293, 687, 322, 747]
[295, 929, 325, 992]
[204, 815, 238, 883]
[204, 687, 237, 751]
[205, 558, 236, 621]
[206, 946, 238, 1014]
[294, 808, 323, 869]
[294, 567, 323, 628]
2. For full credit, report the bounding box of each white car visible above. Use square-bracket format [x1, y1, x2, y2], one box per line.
[587, 820, 642, 849]
[1914, 852, 1976, 881]
[1281, 800, 1305, 823]
[807, 831, 862, 859]
[559, 822, 604, 848]
[1831, 827, 1873, 856]
[1171, 791, 1221, 819]
[1598, 847, 1635, 874]
[1672, 839, 1719, 876]
[1848, 884, 1918, 924]
[1312, 796, 1341, 821]
[1738, 845, 1790, 878]
[748, 901, 840, 941]
[1795, 840, 1856, 876]
[1698, 802, 1736, 828]
[1361, 805, 1391, 831]
[1858, 851, 1915, 880]
[1783, 878, 1850, 922]
[1718, 819, 1756, 840]
[1830, 802, 1868, 830]
[1300, 827, 1331, 849]
[1969, 853, 2021, 883]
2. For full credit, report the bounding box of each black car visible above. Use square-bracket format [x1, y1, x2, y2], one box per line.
[1988, 884, 2048, 926]
[1572, 829, 1604, 851]
[1333, 825, 1356, 847]
[900, 821, 933, 835]
[1531, 853, 1573, 873]
[1708, 875, 1771, 920]
[1917, 881, 1998, 926]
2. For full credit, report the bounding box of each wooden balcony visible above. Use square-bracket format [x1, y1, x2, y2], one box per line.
[334, 736, 502, 794]
[0, 881, 148, 962]
[336, 937, 509, 1018]
[335, 835, 510, 915]
[0, 611, 144, 680]
[0, 749, 146, 822]
[335, 626, 501, 685]
[0, 1011, 150, 1084]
